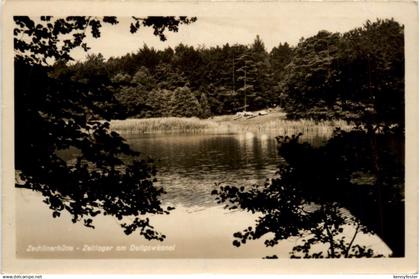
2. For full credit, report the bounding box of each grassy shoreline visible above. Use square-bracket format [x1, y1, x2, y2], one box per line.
[110, 111, 353, 136]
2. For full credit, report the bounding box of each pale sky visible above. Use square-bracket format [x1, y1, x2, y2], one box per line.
[69, 3, 408, 62]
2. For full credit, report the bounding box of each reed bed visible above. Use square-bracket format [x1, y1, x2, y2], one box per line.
[249, 119, 353, 134]
[111, 117, 232, 134]
[111, 115, 353, 136]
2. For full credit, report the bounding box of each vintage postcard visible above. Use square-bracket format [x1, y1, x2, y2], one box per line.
[1, 0, 418, 275]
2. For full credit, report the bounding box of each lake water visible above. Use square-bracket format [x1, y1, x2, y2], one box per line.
[128, 132, 280, 207]
[16, 131, 391, 258]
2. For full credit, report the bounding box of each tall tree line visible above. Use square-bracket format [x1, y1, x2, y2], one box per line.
[281, 19, 404, 126]
[58, 36, 291, 118]
[59, 18, 403, 125]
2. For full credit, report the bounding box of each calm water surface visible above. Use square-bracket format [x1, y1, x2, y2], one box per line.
[16, 131, 390, 258]
[126, 132, 284, 207]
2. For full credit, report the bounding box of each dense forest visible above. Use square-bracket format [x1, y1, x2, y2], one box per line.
[54, 18, 404, 124]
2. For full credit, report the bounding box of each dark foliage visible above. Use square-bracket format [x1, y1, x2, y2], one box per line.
[130, 16, 197, 41]
[213, 127, 404, 258]
[281, 19, 404, 124]
[14, 16, 118, 65]
[14, 16, 196, 238]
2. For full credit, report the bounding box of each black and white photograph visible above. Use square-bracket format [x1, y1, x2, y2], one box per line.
[2, 0, 418, 275]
